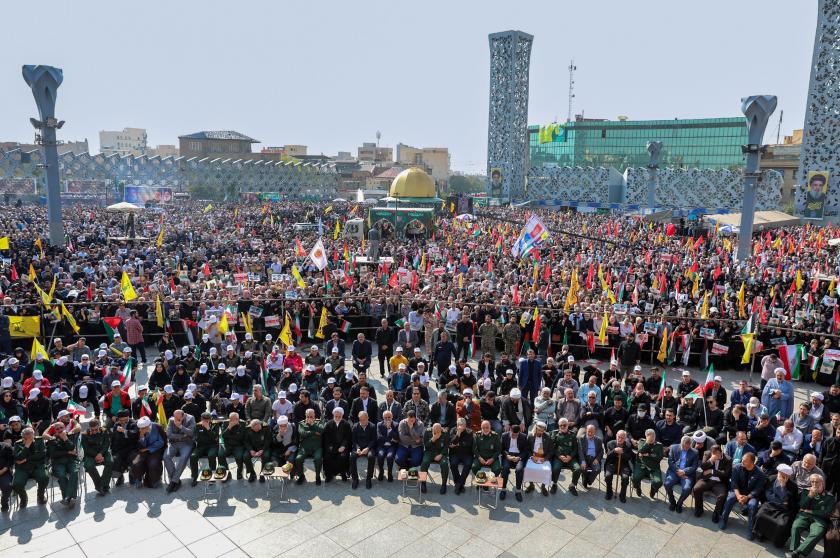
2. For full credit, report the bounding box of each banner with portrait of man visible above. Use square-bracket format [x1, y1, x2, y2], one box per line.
[489, 167, 503, 198]
[801, 171, 829, 220]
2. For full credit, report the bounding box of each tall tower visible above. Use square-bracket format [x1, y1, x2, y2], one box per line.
[487, 30, 533, 203]
[797, 0, 840, 218]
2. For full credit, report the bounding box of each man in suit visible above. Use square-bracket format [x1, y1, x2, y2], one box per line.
[724, 430, 756, 465]
[719, 452, 766, 538]
[350, 386, 378, 424]
[664, 435, 699, 513]
[692, 444, 732, 521]
[518, 349, 542, 403]
[379, 390, 403, 423]
[429, 391, 456, 430]
[326, 332, 346, 359]
[577, 424, 604, 489]
[500, 424, 529, 502]
[351, 333, 372, 374]
[501, 388, 533, 431]
[349, 411, 377, 489]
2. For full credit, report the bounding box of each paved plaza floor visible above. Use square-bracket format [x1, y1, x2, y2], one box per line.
[0, 361, 823, 557]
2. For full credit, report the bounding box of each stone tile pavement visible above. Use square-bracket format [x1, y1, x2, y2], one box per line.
[0, 358, 824, 557]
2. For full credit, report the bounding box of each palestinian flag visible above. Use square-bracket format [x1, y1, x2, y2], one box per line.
[779, 344, 805, 380]
[685, 365, 715, 400]
[102, 316, 122, 342]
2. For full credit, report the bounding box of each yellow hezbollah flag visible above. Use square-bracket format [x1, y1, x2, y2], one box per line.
[47, 275, 56, 302]
[31, 337, 49, 361]
[315, 306, 329, 339]
[657, 331, 668, 363]
[34, 237, 44, 258]
[279, 313, 294, 348]
[737, 282, 746, 318]
[120, 272, 137, 301]
[29, 263, 36, 280]
[598, 312, 608, 345]
[333, 220, 341, 240]
[700, 291, 710, 319]
[32, 281, 51, 306]
[795, 270, 803, 291]
[218, 312, 229, 334]
[60, 303, 79, 333]
[203, 204, 213, 214]
[9, 315, 40, 338]
[240, 312, 253, 335]
[291, 265, 306, 288]
[0, 237, 9, 250]
[156, 226, 164, 248]
[155, 296, 165, 328]
[741, 333, 755, 364]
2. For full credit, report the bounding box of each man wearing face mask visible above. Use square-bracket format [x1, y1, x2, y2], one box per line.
[627, 403, 656, 449]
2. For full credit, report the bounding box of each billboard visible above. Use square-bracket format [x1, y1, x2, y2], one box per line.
[124, 185, 173, 205]
[0, 178, 36, 194]
[65, 179, 107, 194]
[801, 171, 829, 220]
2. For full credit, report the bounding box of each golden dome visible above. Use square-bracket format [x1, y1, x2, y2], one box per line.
[389, 167, 435, 198]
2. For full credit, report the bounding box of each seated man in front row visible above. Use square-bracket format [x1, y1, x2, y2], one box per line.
[472, 420, 502, 478]
[664, 435, 698, 513]
[577, 424, 603, 489]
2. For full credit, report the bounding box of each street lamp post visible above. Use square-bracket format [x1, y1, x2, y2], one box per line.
[22, 65, 65, 247]
[646, 141, 663, 211]
[737, 95, 777, 262]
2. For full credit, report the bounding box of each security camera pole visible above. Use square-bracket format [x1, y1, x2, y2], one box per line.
[737, 95, 777, 262]
[23, 65, 65, 247]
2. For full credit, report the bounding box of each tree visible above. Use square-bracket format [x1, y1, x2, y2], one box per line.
[448, 174, 486, 194]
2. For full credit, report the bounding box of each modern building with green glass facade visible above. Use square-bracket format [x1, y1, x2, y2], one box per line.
[529, 117, 748, 172]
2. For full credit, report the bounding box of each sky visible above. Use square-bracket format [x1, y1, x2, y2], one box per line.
[0, 0, 817, 174]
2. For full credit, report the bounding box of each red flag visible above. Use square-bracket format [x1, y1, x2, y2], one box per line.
[461, 253, 468, 267]
[169, 277, 176, 293]
[665, 223, 675, 236]
[543, 263, 551, 282]
[712, 266, 722, 280]
[512, 285, 520, 306]
[532, 310, 541, 338]
[388, 274, 399, 288]
[410, 270, 417, 291]
[586, 331, 595, 353]
[487, 256, 493, 273]
[834, 305, 840, 334]
[202, 262, 211, 277]
[693, 236, 704, 251]
[87, 282, 93, 301]
[103, 316, 122, 330]
[10, 264, 17, 282]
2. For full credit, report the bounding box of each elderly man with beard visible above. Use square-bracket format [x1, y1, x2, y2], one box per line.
[788, 474, 837, 558]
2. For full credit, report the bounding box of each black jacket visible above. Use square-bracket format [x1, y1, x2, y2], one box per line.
[448, 428, 474, 459]
[501, 431, 529, 459]
[429, 401, 457, 430]
[323, 418, 352, 453]
[350, 396, 379, 424]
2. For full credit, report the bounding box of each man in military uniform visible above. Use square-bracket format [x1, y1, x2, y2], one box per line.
[13, 427, 49, 508]
[421, 422, 449, 494]
[82, 418, 113, 496]
[472, 420, 502, 476]
[503, 321, 521, 360]
[219, 412, 248, 479]
[244, 419, 271, 482]
[632, 428, 664, 498]
[47, 420, 80, 506]
[478, 315, 499, 360]
[551, 417, 582, 495]
[190, 412, 224, 485]
[789, 473, 836, 557]
[295, 408, 324, 485]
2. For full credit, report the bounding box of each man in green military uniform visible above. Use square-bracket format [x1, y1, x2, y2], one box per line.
[295, 408, 324, 485]
[503, 321, 521, 359]
[190, 412, 226, 485]
[551, 417, 582, 495]
[478, 315, 499, 359]
[788, 474, 837, 558]
[632, 428, 663, 498]
[420, 422, 449, 494]
[244, 419, 271, 483]
[47, 420, 80, 506]
[81, 418, 113, 496]
[472, 420, 501, 476]
[220, 412, 248, 479]
[13, 427, 49, 508]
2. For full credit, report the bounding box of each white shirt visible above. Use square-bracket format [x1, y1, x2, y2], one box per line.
[508, 434, 520, 453]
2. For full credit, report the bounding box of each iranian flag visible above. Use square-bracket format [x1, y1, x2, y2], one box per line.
[102, 316, 122, 342]
[120, 359, 133, 389]
[657, 370, 667, 400]
[685, 365, 715, 400]
[778, 344, 805, 380]
[66, 399, 87, 416]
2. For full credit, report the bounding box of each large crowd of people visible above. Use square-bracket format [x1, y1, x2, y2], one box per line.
[1, 200, 840, 556]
